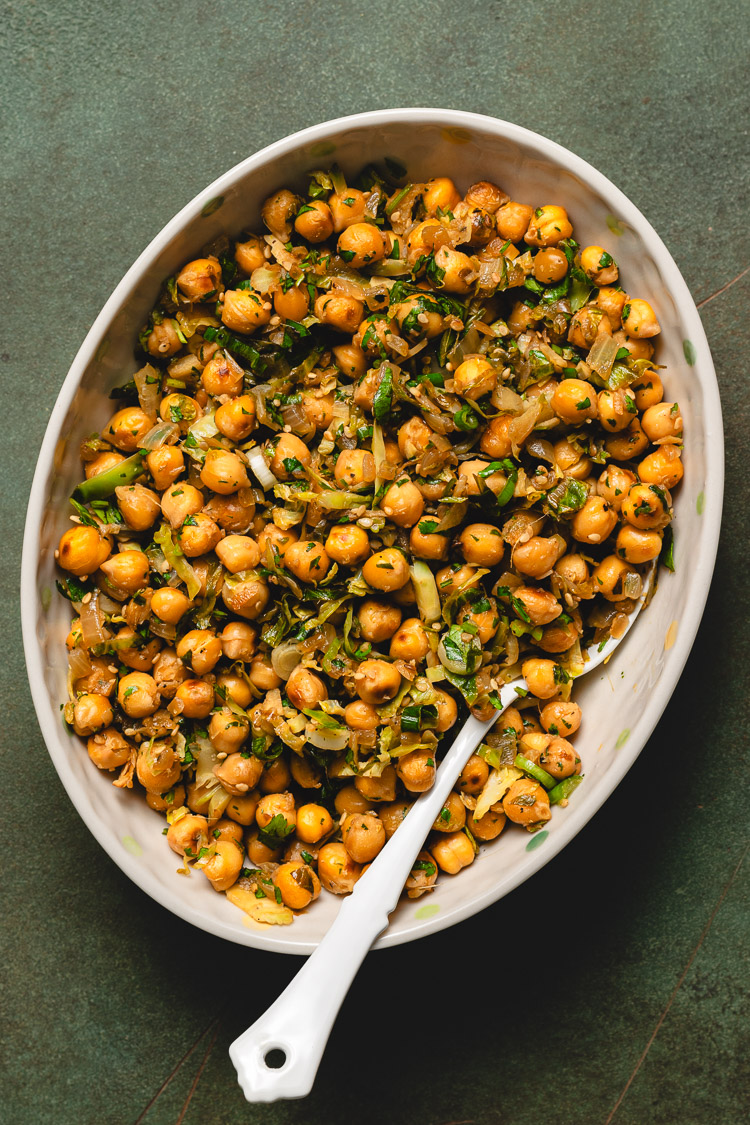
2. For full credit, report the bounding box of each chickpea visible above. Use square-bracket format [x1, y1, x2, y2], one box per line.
[453, 754, 488, 796]
[621, 483, 671, 531]
[87, 727, 133, 771]
[257, 523, 298, 564]
[149, 587, 189, 625]
[362, 548, 410, 592]
[220, 621, 257, 661]
[622, 298, 660, 338]
[356, 600, 401, 643]
[146, 319, 181, 357]
[215, 535, 261, 574]
[167, 813, 209, 858]
[269, 433, 311, 480]
[221, 288, 271, 334]
[638, 447, 684, 489]
[435, 563, 481, 597]
[258, 757, 291, 795]
[221, 575, 269, 619]
[641, 402, 682, 443]
[502, 778, 551, 826]
[235, 235, 266, 274]
[510, 587, 561, 627]
[381, 478, 425, 528]
[327, 187, 366, 231]
[213, 819, 244, 845]
[354, 659, 401, 706]
[144, 448, 182, 494]
[314, 292, 364, 333]
[200, 351, 241, 398]
[616, 524, 663, 564]
[58, 525, 111, 577]
[409, 522, 449, 561]
[554, 552, 589, 586]
[432, 246, 474, 294]
[354, 767, 397, 803]
[496, 200, 534, 242]
[597, 465, 637, 511]
[568, 306, 611, 349]
[538, 617, 581, 653]
[512, 536, 560, 579]
[336, 222, 386, 269]
[213, 751, 262, 796]
[464, 180, 508, 213]
[160, 483, 202, 529]
[405, 218, 442, 263]
[200, 448, 250, 496]
[299, 390, 334, 431]
[176, 629, 221, 676]
[596, 286, 628, 329]
[540, 700, 582, 737]
[551, 378, 598, 423]
[580, 245, 619, 285]
[207, 710, 250, 756]
[284, 540, 331, 585]
[430, 831, 475, 874]
[597, 389, 637, 432]
[179, 511, 223, 559]
[397, 415, 447, 460]
[433, 791, 466, 833]
[160, 394, 202, 434]
[225, 791, 260, 826]
[215, 395, 257, 442]
[571, 496, 618, 544]
[294, 198, 334, 242]
[525, 205, 573, 247]
[290, 755, 324, 789]
[522, 658, 559, 700]
[396, 748, 436, 793]
[467, 806, 506, 841]
[176, 256, 221, 301]
[271, 861, 320, 910]
[286, 665, 328, 710]
[318, 842, 362, 894]
[335, 703, 375, 736]
[97, 551, 149, 597]
[342, 812, 386, 864]
[604, 418, 650, 461]
[553, 438, 592, 479]
[405, 851, 438, 898]
[109, 484, 159, 533]
[203, 840, 244, 893]
[325, 524, 370, 566]
[245, 828, 281, 865]
[539, 736, 580, 780]
[335, 786, 374, 816]
[422, 177, 461, 214]
[388, 618, 430, 662]
[274, 282, 312, 323]
[453, 355, 497, 399]
[136, 740, 180, 794]
[152, 648, 187, 700]
[118, 672, 160, 717]
[113, 626, 160, 671]
[479, 414, 514, 459]
[430, 689, 457, 734]
[102, 407, 152, 452]
[393, 297, 444, 340]
[533, 247, 569, 284]
[334, 449, 375, 491]
[85, 451, 125, 480]
[255, 791, 296, 833]
[72, 693, 113, 737]
[333, 341, 368, 379]
[459, 523, 505, 567]
[378, 800, 411, 839]
[248, 653, 282, 691]
[292, 803, 332, 845]
[458, 600, 499, 645]
[631, 371, 664, 411]
[173, 679, 214, 719]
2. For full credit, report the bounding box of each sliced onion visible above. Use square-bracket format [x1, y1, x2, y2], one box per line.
[331, 276, 367, 300]
[410, 561, 441, 624]
[623, 571, 642, 599]
[509, 399, 542, 446]
[68, 647, 93, 679]
[307, 726, 350, 752]
[134, 364, 161, 420]
[139, 421, 180, 450]
[271, 641, 303, 681]
[491, 385, 524, 413]
[250, 263, 282, 293]
[79, 593, 110, 648]
[247, 448, 278, 490]
[281, 401, 315, 439]
[187, 412, 218, 446]
[525, 436, 555, 463]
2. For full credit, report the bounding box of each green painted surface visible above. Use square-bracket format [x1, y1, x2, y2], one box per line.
[3, 2, 747, 1123]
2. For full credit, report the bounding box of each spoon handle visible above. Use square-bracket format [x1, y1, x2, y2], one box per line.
[229, 681, 520, 1101]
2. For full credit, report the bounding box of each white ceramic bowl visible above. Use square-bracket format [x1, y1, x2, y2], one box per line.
[22, 109, 723, 954]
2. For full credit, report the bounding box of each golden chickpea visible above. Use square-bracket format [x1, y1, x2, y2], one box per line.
[314, 292, 364, 333]
[513, 587, 562, 626]
[392, 297, 444, 340]
[405, 850, 439, 898]
[261, 188, 299, 237]
[533, 247, 569, 284]
[294, 198, 334, 242]
[173, 679, 214, 719]
[554, 553, 589, 586]
[596, 286, 628, 329]
[85, 451, 125, 480]
[342, 812, 386, 864]
[458, 600, 499, 644]
[512, 536, 560, 579]
[145, 446, 183, 492]
[178, 511, 222, 558]
[258, 757, 291, 795]
[423, 177, 461, 214]
[153, 648, 188, 699]
[525, 205, 573, 246]
[248, 653, 282, 691]
[334, 448, 375, 490]
[388, 617, 430, 662]
[432, 246, 474, 294]
[290, 755, 323, 789]
[357, 600, 402, 643]
[86, 727, 132, 771]
[215, 535, 261, 574]
[146, 319, 182, 358]
[631, 371, 664, 411]
[159, 393, 202, 433]
[621, 483, 671, 531]
[98, 550, 150, 596]
[328, 188, 367, 231]
[553, 438, 591, 479]
[333, 341, 368, 379]
[136, 740, 181, 794]
[269, 433, 312, 480]
[215, 395, 256, 442]
[245, 828, 281, 865]
[176, 256, 221, 301]
[114, 626, 160, 671]
[203, 840, 244, 893]
[214, 751, 263, 796]
[337, 222, 386, 268]
[590, 554, 635, 601]
[551, 378, 598, 423]
[318, 842, 363, 894]
[200, 449, 250, 496]
[286, 665, 328, 710]
[397, 415, 446, 459]
[58, 526, 111, 577]
[235, 236, 266, 274]
[540, 700, 582, 737]
[479, 414, 514, 459]
[465, 180, 508, 213]
[300, 390, 334, 430]
[221, 575, 269, 619]
[213, 675, 252, 712]
[354, 659, 401, 705]
[496, 200, 534, 242]
[622, 297, 660, 338]
[338, 703, 375, 734]
[433, 790, 466, 833]
[167, 813, 209, 858]
[102, 407, 152, 452]
[431, 689, 458, 734]
[293, 803, 333, 845]
[597, 389, 637, 432]
[200, 351, 242, 397]
[638, 447, 684, 489]
[580, 245, 619, 285]
[273, 283, 311, 323]
[325, 524, 370, 566]
[539, 736, 580, 780]
[208, 710, 250, 756]
[221, 289, 271, 334]
[272, 861, 321, 910]
[160, 482, 203, 529]
[379, 800, 411, 839]
[571, 496, 618, 544]
[405, 219, 442, 263]
[220, 621, 257, 661]
[604, 418, 650, 461]
[354, 767, 397, 803]
[453, 355, 497, 399]
[409, 522, 449, 561]
[213, 819, 244, 845]
[381, 478, 425, 528]
[430, 831, 475, 874]
[435, 563, 481, 597]
[285, 540, 331, 584]
[225, 791, 260, 826]
[72, 693, 113, 737]
[335, 785, 374, 816]
[108, 486, 158, 535]
[597, 466, 637, 510]
[616, 524, 663, 564]
[150, 587, 190, 624]
[537, 618, 581, 654]
[459, 523, 505, 567]
[257, 523, 298, 564]
[362, 548, 410, 592]
[396, 748, 436, 793]
[467, 806, 506, 841]
[502, 778, 551, 826]
[176, 630, 222, 676]
[255, 791, 296, 833]
[522, 658, 559, 700]
[117, 671, 160, 717]
[641, 402, 682, 443]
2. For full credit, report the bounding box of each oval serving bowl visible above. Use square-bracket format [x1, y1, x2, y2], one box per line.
[22, 109, 723, 954]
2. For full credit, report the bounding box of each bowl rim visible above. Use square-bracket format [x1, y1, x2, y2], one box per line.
[21, 107, 724, 954]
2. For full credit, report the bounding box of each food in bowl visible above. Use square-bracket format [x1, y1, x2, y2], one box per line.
[54, 161, 682, 926]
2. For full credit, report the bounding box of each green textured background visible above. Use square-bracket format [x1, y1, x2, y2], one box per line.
[3, 1, 748, 1122]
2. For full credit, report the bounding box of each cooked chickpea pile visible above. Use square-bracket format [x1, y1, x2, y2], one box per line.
[56, 163, 681, 925]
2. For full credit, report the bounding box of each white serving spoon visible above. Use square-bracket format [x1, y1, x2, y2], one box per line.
[230, 569, 653, 1101]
